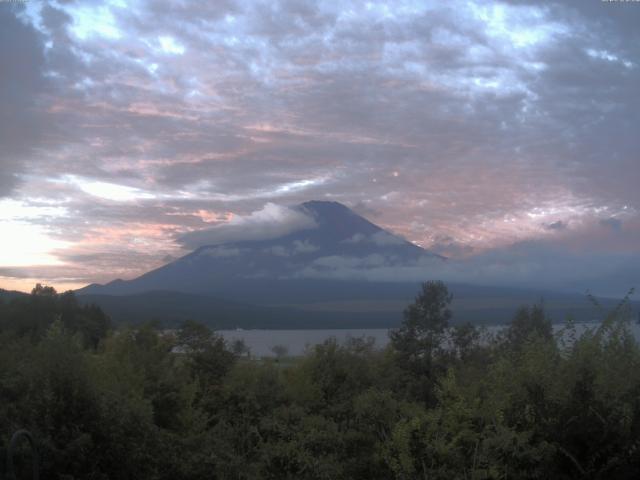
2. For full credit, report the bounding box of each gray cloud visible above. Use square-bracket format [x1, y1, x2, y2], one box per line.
[428, 235, 476, 257]
[545, 221, 568, 231]
[343, 231, 407, 247]
[178, 203, 317, 249]
[0, 0, 639, 291]
[199, 246, 244, 258]
[0, 6, 47, 196]
[600, 217, 622, 231]
[162, 254, 177, 263]
[293, 237, 639, 298]
[261, 239, 319, 257]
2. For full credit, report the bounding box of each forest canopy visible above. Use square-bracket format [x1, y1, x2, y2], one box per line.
[0, 282, 639, 479]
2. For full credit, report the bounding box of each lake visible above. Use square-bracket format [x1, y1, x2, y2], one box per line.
[218, 322, 640, 357]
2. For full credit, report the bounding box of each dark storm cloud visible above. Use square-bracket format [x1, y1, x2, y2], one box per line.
[545, 221, 568, 231]
[0, 0, 639, 291]
[0, 6, 47, 196]
[600, 217, 623, 231]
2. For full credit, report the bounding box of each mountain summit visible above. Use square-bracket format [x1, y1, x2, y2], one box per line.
[80, 201, 440, 298]
[76, 202, 630, 328]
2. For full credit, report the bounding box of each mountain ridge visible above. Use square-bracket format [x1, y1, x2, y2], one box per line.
[79, 200, 441, 296]
[74, 201, 638, 327]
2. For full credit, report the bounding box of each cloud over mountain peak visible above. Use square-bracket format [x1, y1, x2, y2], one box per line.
[178, 202, 317, 249]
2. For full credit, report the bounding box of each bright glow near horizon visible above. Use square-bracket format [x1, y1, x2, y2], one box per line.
[0, 222, 69, 267]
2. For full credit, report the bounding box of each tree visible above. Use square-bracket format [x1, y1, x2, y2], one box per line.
[450, 322, 481, 361]
[505, 303, 552, 349]
[31, 283, 57, 296]
[389, 281, 453, 402]
[390, 280, 452, 362]
[177, 320, 236, 392]
[59, 291, 111, 349]
[231, 338, 250, 357]
[271, 344, 288, 361]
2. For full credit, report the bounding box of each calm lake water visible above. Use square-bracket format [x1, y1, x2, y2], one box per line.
[218, 322, 640, 357]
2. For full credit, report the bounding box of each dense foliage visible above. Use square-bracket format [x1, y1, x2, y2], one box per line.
[1, 282, 639, 479]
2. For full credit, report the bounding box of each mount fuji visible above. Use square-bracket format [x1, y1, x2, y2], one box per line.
[77, 201, 624, 328]
[80, 201, 442, 299]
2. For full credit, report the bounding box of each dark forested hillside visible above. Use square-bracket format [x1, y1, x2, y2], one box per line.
[76, 283, 639, 329]
[0, 288, 27, 302]
[1, 283, 640, 479]
[76, 289, 402, 329]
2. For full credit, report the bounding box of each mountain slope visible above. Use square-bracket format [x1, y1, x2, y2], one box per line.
[77, 290, 403, 329]
[79, 201, 441, 297]
[0, 288, 28, 302]
[76, 201, 638, 327]
[76, 285, 639, 328]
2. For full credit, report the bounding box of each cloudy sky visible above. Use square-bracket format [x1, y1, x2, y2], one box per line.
[0, 0, 638, 295]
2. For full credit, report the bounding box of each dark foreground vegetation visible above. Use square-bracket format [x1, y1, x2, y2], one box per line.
[1, 282, 639, 479]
